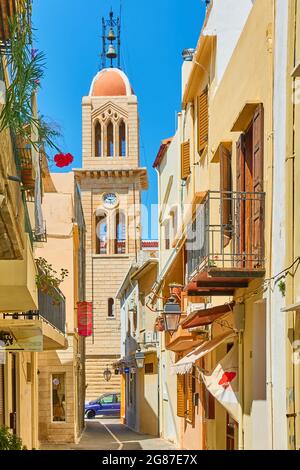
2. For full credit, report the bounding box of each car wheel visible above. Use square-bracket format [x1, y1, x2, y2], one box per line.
[86, 410, 96, 419]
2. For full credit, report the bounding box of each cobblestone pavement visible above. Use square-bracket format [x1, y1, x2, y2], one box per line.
[40, 418, 178, 450]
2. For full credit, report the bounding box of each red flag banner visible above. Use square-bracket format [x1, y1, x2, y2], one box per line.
[201, 342, 239, 421]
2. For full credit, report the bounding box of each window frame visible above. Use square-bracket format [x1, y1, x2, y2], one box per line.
[51, 373, 66, 423]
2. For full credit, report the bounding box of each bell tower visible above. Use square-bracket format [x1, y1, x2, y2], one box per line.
[75, 10, 148, 401]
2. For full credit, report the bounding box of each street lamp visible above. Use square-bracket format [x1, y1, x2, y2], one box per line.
[135, 350, 145, 369]
[163, 296, 182, 334]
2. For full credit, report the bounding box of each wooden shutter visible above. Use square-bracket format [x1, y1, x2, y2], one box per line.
[188, 372, 195, 422]
[252, 104, 264, 265]
[177, 374, 185, 418]
[197, 88, 209, 153]
[181, 141, 190, 180]
[236, 134, 246, 267]
[220, 145, 232, 247]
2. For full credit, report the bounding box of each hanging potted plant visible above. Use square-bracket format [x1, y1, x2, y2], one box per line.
[35, 257, 68, 304]
[154, 316, 165, 332]
[0, 16, 69, 171]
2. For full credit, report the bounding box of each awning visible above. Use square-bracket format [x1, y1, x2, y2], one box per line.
[171, 331, 237, 375]
[182, 302, 234, 329]
[281, 302, 300, 313]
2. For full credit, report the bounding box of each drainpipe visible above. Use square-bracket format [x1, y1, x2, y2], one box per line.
[286, 0, 297, 450]
[238, 332, 244, 450]
[265, 0, 276, 448]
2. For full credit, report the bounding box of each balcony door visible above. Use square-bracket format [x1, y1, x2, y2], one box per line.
[236, 104, 264, 268]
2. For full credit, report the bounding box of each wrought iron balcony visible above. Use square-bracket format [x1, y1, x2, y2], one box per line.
[37, 287, 66, 335]
[185, 191, 265, 296]
[1, 285, 67, 350]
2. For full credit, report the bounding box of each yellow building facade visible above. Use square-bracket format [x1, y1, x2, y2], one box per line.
[153, 0, 297, 450]
[35, 173, 86, 445]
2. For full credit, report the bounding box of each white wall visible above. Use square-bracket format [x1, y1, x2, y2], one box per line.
[204, 0, 254, 92]
[268, 0, 289, 449]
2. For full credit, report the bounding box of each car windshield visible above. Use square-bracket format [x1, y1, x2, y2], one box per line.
[99, 394, 114, 404]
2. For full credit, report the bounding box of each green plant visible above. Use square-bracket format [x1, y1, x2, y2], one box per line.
[207, 259, 217, 267]
[0, 426, 27, 450]
[35, 257, 69, 304]
[278, 279, 286, 298]
[0, 15, 61, 153]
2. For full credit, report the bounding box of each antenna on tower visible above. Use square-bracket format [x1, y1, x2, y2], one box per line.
[101, 9, 121, 70]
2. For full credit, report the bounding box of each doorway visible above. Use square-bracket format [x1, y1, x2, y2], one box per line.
[10, 353, 17, 434]
[0, 363, 4, 425]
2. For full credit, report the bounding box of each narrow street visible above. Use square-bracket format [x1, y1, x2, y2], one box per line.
[41, 419, 177, 451]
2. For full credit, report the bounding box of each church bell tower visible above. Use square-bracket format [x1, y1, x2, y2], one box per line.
[74, 10, 148, 400]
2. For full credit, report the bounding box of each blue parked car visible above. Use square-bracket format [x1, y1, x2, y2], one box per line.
[85, 392, 121, 419]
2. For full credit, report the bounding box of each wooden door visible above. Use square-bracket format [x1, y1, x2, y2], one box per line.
[252, 104, 264, 266]
[0, 364, 4, 426]
[10, 353, 17, 434]
[244, 127, 253, 268]
[236, 135, 246, 267]
[220, 145, 232, 250]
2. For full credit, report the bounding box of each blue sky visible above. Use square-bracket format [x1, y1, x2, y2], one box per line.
[33, 0, 206, 238]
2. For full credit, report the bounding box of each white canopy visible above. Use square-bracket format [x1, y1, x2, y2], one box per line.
[171, 331, 237, 375]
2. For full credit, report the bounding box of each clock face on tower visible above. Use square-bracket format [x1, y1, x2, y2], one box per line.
[102, 192, 118, 208]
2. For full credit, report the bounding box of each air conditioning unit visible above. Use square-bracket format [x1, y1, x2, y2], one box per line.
[144, 331, 158, 344]
[187, 303, 212, 315]
[188, 324, 212, 338]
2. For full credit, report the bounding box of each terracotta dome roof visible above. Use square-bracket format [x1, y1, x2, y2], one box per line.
[89, 68, 133, 97]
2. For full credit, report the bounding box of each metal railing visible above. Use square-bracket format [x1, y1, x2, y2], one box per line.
[116, 240, 126, 254]
[186, 191, 265, 279]
[2, 287, 66, 336]
[37, 288, 66, 335]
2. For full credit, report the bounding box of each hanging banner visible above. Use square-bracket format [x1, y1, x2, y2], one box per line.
[201, 343, 239, 421]
[77, 302, 93, 337]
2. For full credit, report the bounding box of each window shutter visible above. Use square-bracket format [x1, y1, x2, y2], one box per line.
[220, 145, 232, 247]
[236, 135, 246, 267]
[181, 141, 190, 180]
[177, 374, 185, 418]
[188, 372, 195, 422]
[252, 104, 264, 265]
[197, 88, 209, 153]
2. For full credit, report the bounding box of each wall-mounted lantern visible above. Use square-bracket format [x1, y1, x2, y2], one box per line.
[135, 350, 145, 369]
[103, 366, 112, 382]
[163, 296, 182, 334]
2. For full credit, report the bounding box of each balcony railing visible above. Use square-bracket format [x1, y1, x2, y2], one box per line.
[37, 288, 66, 335]
[116, 240, 126, 254]
[186, 191, 265, 280]
[2, 287, 66, 336]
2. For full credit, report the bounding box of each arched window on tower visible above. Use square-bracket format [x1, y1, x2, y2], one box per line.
[119, 120, 126, 157]
[108, 298, 115, 318]
[95, 211, 107, 254]
[95, 121, 102, 157]
[114, 209, 126, 254]
[107, 121, 114, 157]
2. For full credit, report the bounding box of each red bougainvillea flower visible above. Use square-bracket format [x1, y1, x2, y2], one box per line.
[218, 371, 237, 389]
[54, 153, 74, 168]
